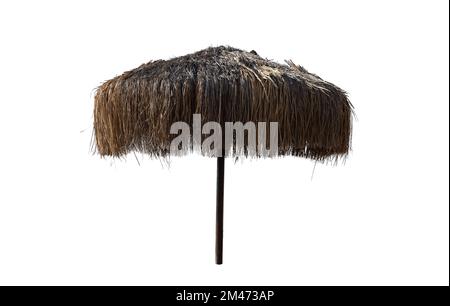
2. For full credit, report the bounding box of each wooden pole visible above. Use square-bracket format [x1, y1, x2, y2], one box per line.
[215, 156, 225, 264]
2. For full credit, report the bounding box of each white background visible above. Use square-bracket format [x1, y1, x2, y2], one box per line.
[0, 0, 448, 286]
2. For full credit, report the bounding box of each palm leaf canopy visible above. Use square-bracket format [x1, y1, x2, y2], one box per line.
[94, 46, 353, 160]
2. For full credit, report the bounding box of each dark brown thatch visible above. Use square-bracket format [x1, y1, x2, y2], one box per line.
[93, 46, 353, 161]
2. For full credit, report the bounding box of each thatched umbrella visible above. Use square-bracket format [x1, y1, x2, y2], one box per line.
[93, 46, 353, 264]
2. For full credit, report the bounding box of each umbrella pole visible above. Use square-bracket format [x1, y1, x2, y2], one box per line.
[215, 156, 225, 264]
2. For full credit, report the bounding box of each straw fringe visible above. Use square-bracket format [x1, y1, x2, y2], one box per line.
[94, 46, 353, 161]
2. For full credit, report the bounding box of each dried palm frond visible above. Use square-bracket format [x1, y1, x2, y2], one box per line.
[94, 46, 353, 161]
